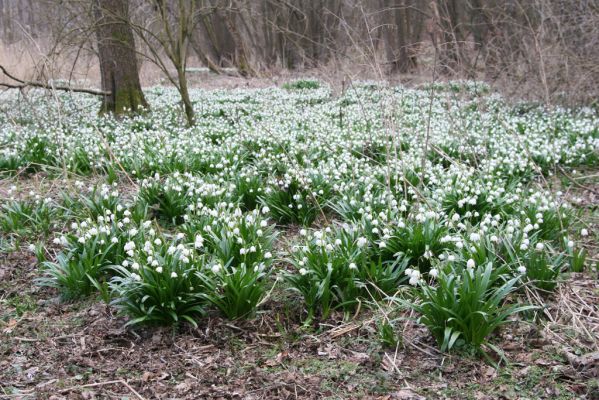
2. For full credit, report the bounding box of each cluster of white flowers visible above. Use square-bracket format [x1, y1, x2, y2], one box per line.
[4, 82, 593, 302]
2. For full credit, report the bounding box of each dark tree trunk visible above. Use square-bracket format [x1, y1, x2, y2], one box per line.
[93, 0, 147, 115]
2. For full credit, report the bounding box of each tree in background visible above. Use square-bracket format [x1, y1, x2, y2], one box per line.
[93, 0, 147, 114]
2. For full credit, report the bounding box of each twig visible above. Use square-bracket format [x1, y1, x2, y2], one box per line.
[59, 379, 145, 399]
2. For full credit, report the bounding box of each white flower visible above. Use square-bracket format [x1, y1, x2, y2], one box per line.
[523, 224, 534, 233]
[429, 268, 439, 278]
[409, 275, 420, 286]
[349, 262, 357, 270]
[156, 266, 163, 273]
[194, 234, 204, 249]
[171, 272, 178, 278]
[264, 252, 272, 259]
[466, 259, 475, 269]
[131, 262, 140, 270]
[299, 268, 308, 275]
[581, 228, 588, 237]
[517, 266, 526, 274]
[378, 241, 386, 249]
[356, 237, 368, 248]
[535, 242, 544, 251]
[299, 229, 307, 236]
[211, 264, 221, 274]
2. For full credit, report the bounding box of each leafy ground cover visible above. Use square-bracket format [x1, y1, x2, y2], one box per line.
[0, 80, 597, 398]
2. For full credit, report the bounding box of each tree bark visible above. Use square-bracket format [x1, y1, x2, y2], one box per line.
[93, 0, 147, 115]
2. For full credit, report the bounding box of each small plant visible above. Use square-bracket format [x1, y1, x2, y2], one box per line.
[38, 237, 117, 300]
[286, 227, 407, 322]
[260, 178, 321, 226]
[568, 247, 587, 273]
[282, 79, 321, 90]
[198, 261, 269, 319]
[384, 216, 451, 273]
[37, 214, 143, 299]
[522, 251, 564, 293]
[110, 238, 206, 327]
[378, 319, 400, 349]
[138, 179, 189, 225]
[233, 172, 264, 211]
[0, 198, 60, 237]
[79, 184, 122, 220]
[408, 263, 534, 356]
[204, 210, 277, 269]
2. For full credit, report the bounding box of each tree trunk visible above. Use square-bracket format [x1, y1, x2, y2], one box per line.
[93, 0, 147, 115]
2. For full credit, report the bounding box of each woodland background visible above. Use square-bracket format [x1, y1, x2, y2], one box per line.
[0, 0, 598, 106]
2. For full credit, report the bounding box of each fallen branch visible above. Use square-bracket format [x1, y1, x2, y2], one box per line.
[0, 65, 109, 96]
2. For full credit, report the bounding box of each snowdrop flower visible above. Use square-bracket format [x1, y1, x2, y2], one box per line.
[567, 240, 574, 248]
[429, 268, 439, 278]
[264, 252, 272, 259]
[299, 268, 308, 275]
[466, 259, 475, 269]
[581, 228, 588, 237]
[131, 262, 140, 270]
[517, 266, 526, 274]
[194, 234, 204, 249]
[156, 266, 163, 273]
[535, 242, 544, 251]
[356, 237, 368, 248]
[171, 272, 178, 278]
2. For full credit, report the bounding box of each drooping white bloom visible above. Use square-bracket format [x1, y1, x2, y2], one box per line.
[466, 259, 475, 269]
[581, 228, 589, 237]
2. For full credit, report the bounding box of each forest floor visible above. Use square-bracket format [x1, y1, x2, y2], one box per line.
[1, 173, 598, 400]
